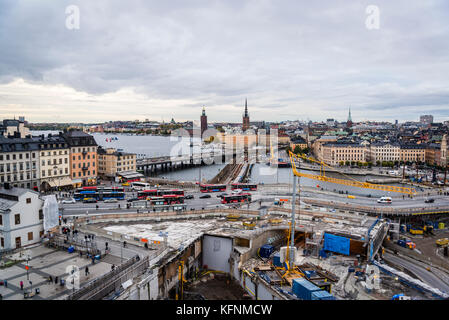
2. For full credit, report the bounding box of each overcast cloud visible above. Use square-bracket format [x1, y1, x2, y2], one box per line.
[0, 0, 448, 123]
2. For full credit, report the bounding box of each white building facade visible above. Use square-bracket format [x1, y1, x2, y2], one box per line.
[0, 187, 44, 250]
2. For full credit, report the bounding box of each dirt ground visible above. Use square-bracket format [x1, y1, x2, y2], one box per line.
[184, 274, 250, 300]
[410, 230, 449, 270]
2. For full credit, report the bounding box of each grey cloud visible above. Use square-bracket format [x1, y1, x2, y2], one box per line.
[0, 0, 448, 122]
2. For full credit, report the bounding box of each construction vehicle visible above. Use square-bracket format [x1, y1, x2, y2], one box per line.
[436, 238, 449, 247]
[226, 213, 241, 221]
[397, 239, 416, 249]
[269, 218, 284, 225]
[242, 219, 256, 229]
[288, 151, 417, 195]
[409, 228, 424, 235]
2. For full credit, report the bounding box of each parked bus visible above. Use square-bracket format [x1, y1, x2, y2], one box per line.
[231, 183, 257, 191]
[74, 186, 125, 201]
[157, 189, 184, 196]
[101, 187, 125, 200]
[131, 182, 152, 191]
[200, 184, 227, 193]
[138, 189, 184, 199]
[137, 189, 159, 199]
[221, 193, 252, 204]
[147, 195, 184, 205]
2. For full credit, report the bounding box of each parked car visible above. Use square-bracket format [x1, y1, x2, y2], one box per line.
[217, 193, 228, 198]
[424, 198, 435, 203]
[199, 194, 211, 199]
[83, 198, 97, 203]
[61, 198, 76, 204]
[104, 198, 118, 203]
[184, 195, 194, 200]
[127, 197, 139, 202]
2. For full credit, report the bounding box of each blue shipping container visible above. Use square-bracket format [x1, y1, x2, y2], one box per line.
[259, 245, 274, 259]
[273, 253, 282, 267]
[292, 278, 321, 300]
[311, 290, 336, 300]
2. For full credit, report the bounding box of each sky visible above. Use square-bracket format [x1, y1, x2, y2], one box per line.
[0, 0, 448, 124]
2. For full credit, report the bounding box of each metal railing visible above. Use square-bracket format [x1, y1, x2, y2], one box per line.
[66, 255, 149, 300]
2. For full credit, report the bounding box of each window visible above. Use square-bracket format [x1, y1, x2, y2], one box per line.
[15, 214, 20, 225]
[28, 232, 33, 241]
[26, 197, 31, 204]
[0, 214, 2, 225]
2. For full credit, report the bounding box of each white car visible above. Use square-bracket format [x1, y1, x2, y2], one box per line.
[61, 198, 76, 204]
[232, 189, 243, 194]
[104, 198, 118, 203]
[377, 196, 392, 204]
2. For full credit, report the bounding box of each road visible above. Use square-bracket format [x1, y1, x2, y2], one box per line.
[384, 252, 449, 294]
[59, 186, 449, 217]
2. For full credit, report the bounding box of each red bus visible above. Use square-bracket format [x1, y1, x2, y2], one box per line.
[231, 183, 257, 191]
[221, 193, 252, 204]
[138, 189, 184, 199]
[200, 184, 227, 193]
[147, 195, 184, 205]
[137, 189, 158, 199]
[158, 189, 184, 196]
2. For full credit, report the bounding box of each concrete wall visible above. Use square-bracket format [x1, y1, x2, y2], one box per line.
[202, 235, 233, 273]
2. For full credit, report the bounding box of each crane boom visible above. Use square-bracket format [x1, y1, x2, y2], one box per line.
[288, 151, 416, 195]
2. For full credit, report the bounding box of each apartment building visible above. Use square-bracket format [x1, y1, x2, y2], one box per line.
[0, 119, 30, 138]
[370, 142, 400, 163]
[97, 147, 137, 178]
[37, 134, 72, 191]
[63, 130, 98, 186]
[400, 144, 426, 163]
[320, 143, 368, 166]
[0, 137, 40, 189]
[0, 186, 44, 250]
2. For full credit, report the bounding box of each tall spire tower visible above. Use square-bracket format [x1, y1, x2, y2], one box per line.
[242, 99, 250, 131]
[346, 107, 353, 128]
[200, 106, 207, 135]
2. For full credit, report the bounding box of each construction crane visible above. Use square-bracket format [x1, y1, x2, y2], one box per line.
[288, 151, 417, 195]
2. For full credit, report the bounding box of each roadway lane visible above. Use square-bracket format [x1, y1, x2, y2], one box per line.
[384, 252, 449, 294]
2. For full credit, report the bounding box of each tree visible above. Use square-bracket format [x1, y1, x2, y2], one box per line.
[339, 161, 345, 166]
[294, 145, 302, 154]
[285, 146, 292, 154]
[345, 161, 350, 166]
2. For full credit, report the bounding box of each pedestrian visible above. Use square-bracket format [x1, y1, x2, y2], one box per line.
[55, 276, 58, 284]
[111, 264, 115, 271]
[91, 257, 95, 265]
[79, 251, 82, 257]
[85, 266, 89, 276]
[48, 275, 53, 284]
[3, 279, 7, 287]
[20, 280, 24, 290]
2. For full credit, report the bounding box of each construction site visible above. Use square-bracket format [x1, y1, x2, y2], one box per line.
[3, 151, 449, 301]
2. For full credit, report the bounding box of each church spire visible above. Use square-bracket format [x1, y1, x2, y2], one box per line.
[244, 98, 248, 117]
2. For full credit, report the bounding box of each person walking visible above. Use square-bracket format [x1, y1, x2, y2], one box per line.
[48, 275, 53, 284]
[85, 266, 89, 276]
[54, 276, 58, 285]
[20, 280, 24, 290]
